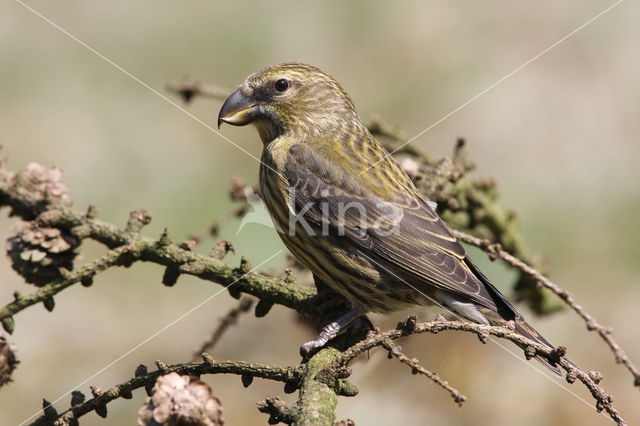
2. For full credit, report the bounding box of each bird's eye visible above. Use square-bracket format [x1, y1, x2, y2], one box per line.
[274, 79, 289, 92]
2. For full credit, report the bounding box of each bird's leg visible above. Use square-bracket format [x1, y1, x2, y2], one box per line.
[301, 284, 347, 315]
[301, 274, 350, 315]
[300, 306, 365, 357]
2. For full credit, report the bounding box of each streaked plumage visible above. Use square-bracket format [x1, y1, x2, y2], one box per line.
[219, 63, 562, 374]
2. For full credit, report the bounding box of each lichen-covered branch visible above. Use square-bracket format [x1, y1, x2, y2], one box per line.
[0, 173, 316, 330]
[257, 396, 297, 425]
[294, 348, 341, 426]
[451, 229, 640, 389]
[0, 245, 130, 333]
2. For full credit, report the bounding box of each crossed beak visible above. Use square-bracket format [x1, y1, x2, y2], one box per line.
[217, 88, 258, 128]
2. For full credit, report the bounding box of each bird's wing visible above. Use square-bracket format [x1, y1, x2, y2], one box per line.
[283, 143, 506, 311]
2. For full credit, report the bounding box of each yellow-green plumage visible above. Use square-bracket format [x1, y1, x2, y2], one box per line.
[219, 63, 564, 374]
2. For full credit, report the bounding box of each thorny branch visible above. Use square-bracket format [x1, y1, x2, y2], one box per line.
[27, 316, 629, 426]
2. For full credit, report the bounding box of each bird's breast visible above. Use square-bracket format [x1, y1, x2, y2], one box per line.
[259, 145, 291, 234]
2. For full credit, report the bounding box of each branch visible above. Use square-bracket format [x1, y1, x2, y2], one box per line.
[294, 348, 342, 426]
[452, 229, 640, 389]
[405, 139, 560, 314]
[0, 174, 316, 329]
[187, 202, 248, 247]
[379, 323, 466, 406]
[328, 317, 627, 426]
[191, 296, 254, 361]
[257, 396, 296, 425]
[367, 115, 437, 165]
[166, 76, 231, 103]
[1, 245, 130, 333]
[34, 354, 301, 425]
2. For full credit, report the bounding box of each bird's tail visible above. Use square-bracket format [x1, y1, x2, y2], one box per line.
[482, 310, 567, 376]
[513, 318, 563, 376]
[464, 257, 574, 376]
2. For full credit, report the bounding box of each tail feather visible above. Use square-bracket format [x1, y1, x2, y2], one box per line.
[514, 319, 563, 376]
[481, 309, 564, 376]
[464, 256, 574, 376]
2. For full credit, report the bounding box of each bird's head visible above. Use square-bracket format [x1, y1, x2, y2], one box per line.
[218, 63, 363, 143]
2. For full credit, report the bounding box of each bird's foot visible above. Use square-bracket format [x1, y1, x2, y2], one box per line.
[300, 307, 371, 358]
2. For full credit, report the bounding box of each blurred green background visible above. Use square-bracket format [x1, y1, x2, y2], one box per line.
[1, 1, 638, 425]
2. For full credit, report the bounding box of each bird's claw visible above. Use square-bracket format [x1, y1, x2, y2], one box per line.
[300, 308, 372, 359]
[300, 336, 329, 358]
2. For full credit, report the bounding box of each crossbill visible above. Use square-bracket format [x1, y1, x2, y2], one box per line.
[218, 63, 563, 374]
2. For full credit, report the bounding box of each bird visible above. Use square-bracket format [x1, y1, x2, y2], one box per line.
[218, 62, 564, 375]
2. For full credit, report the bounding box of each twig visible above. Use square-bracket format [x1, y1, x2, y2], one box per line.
[166, 76, 232, 103]
[406, 139, 559, 314]
[328, 318, 627, 426]
[188, 202, 248, 247]
[380, 335, 466, 406]
[34, 354, 301, 425]
[261, 257, 300, 278]
[187, 175, 258, 248]
[257, 396, 296, 425]
[191, 296, 254, 361]
[0, 245, 131, 333]
[368, 115, 437, 165]
[452, 229, 640, 389]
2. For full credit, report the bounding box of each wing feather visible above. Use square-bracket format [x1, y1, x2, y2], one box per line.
[284, 143, 502, 310]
